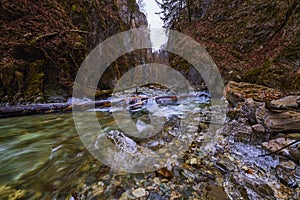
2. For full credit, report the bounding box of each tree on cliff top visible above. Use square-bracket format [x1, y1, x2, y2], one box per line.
[155, 0, 192, 28]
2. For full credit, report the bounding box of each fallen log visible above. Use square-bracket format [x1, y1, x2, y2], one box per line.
[72, 100, 111, 111]
[0, 95, 181, 118]
[0, 103, 72, 118]
[0, 100, 115, 117]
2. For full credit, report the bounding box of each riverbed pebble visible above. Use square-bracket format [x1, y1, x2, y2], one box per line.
[251, 124, 265, 134]
[279, 161, 296, 170]
[295, 166, 300, 179]
[190, 158, 198, 165]
[132, 188, 146, 198]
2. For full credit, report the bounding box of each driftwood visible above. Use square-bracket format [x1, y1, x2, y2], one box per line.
[259, 139, 300, 157]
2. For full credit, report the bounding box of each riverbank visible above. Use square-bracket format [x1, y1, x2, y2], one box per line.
[0, 81, 299, 199]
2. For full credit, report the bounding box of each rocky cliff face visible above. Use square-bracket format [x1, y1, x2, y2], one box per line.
[0, 0, 147, 104]
[172, 0, 300, 92]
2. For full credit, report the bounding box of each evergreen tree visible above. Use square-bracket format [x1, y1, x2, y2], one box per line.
[186, 0, 192, 22]
[155, 0, 184, 28]
[128, 0, 136, 24]
[155, 0, 193, 28]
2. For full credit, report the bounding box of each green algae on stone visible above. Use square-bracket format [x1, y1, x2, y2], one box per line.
[244, 60, 300, 91]
[24, 60, 45, 103]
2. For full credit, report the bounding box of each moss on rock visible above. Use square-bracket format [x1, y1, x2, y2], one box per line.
[172, 0, 300, 92]
[24, 60, 45, 103]
[244, 61, 300, 91]
[0, 0, 147, 104]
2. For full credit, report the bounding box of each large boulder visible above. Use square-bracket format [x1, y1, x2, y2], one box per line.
[225, 81, 300, 134]
[268, 96, 300, 110]
[263, 110, 300, 133]
[224, 81, 285, 106]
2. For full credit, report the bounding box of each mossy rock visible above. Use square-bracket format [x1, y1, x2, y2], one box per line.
[244, 60, 299, 91]
[24, 60, 45, 103]
[0, 185, 26, 200]
[0, 61, 26, 103]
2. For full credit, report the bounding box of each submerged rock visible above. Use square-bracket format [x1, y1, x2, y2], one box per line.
[106, 130, 138, 154]
[276, 165, 298, 188]
[155, 96, 178, 106]
[226, 173, 275, 200]
[295, 166, 300, 178]
[156, 167, 173, 179]
[0, 185, 26, 200]
[206, 184, 229, 200]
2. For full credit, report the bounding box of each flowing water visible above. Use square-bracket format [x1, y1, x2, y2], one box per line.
[0, 87, 299, 199]
[0, 87, 209, 199]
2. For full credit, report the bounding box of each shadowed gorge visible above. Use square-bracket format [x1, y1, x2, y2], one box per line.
[0, 0, 300, 199]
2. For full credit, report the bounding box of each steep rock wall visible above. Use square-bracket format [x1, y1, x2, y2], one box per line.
[0, 0, 147, 104]
[172, 0, 300, 92]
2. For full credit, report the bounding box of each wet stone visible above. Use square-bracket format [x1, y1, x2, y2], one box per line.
[190, 158, 198, 165]
[241, 98, 265, 124]
[113, 186, 125, 199]
[289, 148, 300, 164]
[155, 96, 178, 106]
[119, 192, 129, 200]
[295, 166, 300, 179]
[279, 161, 296, 170]
[241, 166, 254, 175]
[153, 177, 160, 185]
[228, 173, 276, 199]
[181, 169, 197, 181]
[206, 184, 229, 200]
[276, 165, 298, 188]
[147, 192, 168, 200]
[106, 130, 137, 154]
[269, 96, 300, 110]
[264, 110, 300, 133]
[181, 187, 196, 199]
[225, 174, 249, 200]
[156, 168, 173, 179]
[214, 162, 230, 174]
[159, 183, 170, 194]
[251, 124, 265, 134]
[170, 190, 181, 200]
[132, 188, 147, 198]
